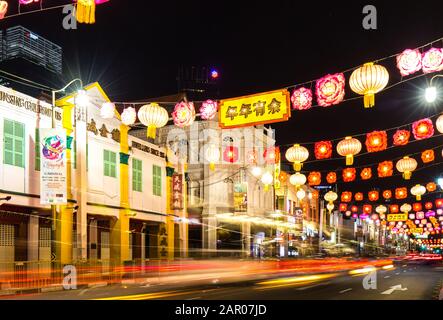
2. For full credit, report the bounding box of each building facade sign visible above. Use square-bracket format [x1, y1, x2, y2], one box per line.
[171, 173, 184, 210]
[387, 213, 408, 222]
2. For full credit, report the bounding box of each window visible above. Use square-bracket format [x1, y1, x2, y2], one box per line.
[35, 128, 40, 171]
[132, 159, 142, 192]
[153, 165, 162, 196]
[72, 139, 77, 169]
[103, 150, 117, 178]
[4, 119, 25, 168]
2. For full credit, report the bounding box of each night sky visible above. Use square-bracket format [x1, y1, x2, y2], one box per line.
[2, 0, 443, 195]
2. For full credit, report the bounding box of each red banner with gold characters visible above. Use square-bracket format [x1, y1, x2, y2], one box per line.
[171, 173, 183, 210]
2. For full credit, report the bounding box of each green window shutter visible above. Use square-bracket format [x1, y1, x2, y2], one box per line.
[3, 119, 25, 168]
[153, 165, 162, 196]
[104, 150, 117, 178]
[104, 150, 110, 177]
[35, 129, 40, 171]
[132, 159, 142, 192]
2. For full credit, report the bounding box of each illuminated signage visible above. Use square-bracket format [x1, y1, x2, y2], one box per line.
[387, 213, 408, 222]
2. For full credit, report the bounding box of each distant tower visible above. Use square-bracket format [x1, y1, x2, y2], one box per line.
[177, 65, 220, 101]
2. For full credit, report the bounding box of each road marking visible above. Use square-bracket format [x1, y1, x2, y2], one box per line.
[381, 285, 408, 295]
[395, 272, 400, 275]
[339, 288, 353, 294]
[296, 283, 326, 291]
[403, 270, 407, 273]
[384, 276, 390, 279]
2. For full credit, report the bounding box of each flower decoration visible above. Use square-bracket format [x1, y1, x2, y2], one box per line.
[315, 73, 346, 107]
[308, 172, 321, 186]
[422, 48, 443, 74]
[436, 199, 443, 208]
[223, 146, 239, 163]
[363, 205, 372, 214]
[368, 191, 379, 202]
[199, 100, 218, 120]
[351, 205, 359, 213]
[393, 130, 410, 146]
[395, 187, 408, 200]
[264, 146, 280, 165]
[326, 172, 337, 184]
[421, 149, 435, 164]
[425, 202, 433, 210]
[360, 167, 372, 180]
[291, 87, 313, 110]
[355, 192, 364, 201]
[383, 190, 392, 199]
[390, 205, 399, 213]
[427, 182, 437, 192]
[377, 161, 393, 178]
[413, 203, 423, 212]
[0, 1, 8, 20]
[365, 131, 388, 152]
[396, 49, 423, 76]
[341, 191, 352, 203]
[342, 168, 356, 182]
[412, 118, 434, 140]
[172, 101, 196, 127]
[339, 203, 348, 212]
[314, 141, 333, 159]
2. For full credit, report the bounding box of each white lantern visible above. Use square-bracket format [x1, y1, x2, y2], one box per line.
[100, 102, 116, 119]
[400, 203, 412, 213]
[289, 173, 307, 187]
[376, 205, 387, 215]
[296, 189, 306, 200]
[436, 114, 443, 133]
[121, 107, 137, 125]
[410, 184, 426, 201]
[261, 172, 274, 192]
[138, 103, 169, 139]
[324, 191, 338, 203]
[327, 203, 335, 213]
[251, 166, 263, 178]
[205, 145, 220, 171]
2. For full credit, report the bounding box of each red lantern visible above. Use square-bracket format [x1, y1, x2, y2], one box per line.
[395, 187, 407, 200]
[413, 203, 422, 212]
[223, 146, 239, 163]
[436, 199, 443, 208]
[341, 191, 352, 203]
[355, 192, 364, 201]
[363, 205, 372, 214]
[326, 172, 337, 184]
[393, 130, 410, 146]
[360, 167, 372, 180]
[351, 205, 359, 213]
[365, 131, 388, 153]
[383, 190, 392, 199]
[339, 203, 348, 212]
[314, 141, 333, 159]
[308, 172, 321, 186]
[425, 202, 433, 210]
[412, 118, 434, 140]
[368, 191, 379, 201]
[427, 182, 437, 192]
[390, 205, 399, 213]
[378, 161, 393, 178]
[343, 168, 356, 182]
[264, 146, 280, 164]
[421, 150, 435, 164]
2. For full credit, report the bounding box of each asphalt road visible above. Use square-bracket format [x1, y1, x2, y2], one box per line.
[4, 262, 443, 300]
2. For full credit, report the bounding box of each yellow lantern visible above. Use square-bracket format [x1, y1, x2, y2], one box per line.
[261, 172, 274, 192]
[285, 144, 309, 172]
[205, 145, 220, 171]
[396, 156, 418, 180]
[324, 191, 338, 204]
[137, 103, 169, 139]
[349, 62, 389, 108]
[296, 189, 306, 200]
[411, 184, 426, 201]
[400, 203, 412, 213]
[336, 136, 362, 165]
[289, 173, 307, 188]
[76, 0, 96, 24]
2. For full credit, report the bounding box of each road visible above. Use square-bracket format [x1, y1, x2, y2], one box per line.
[4, 262, 443, 300]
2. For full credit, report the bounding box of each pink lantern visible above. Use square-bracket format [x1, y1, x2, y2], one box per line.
[199, 100, 218, 120]
[0, 1, 7, 19]
[19, 0, 39, 4]
[422, 48, 443, 74]
[291, 87, 313, 110]
[425, 210, 436, 218]
[246, 150, 258, 165]
[172, 101, 196, 127]
[396, 49, 422, 76]
[315, 73, 346, 107]
[412, 118, 434, 140]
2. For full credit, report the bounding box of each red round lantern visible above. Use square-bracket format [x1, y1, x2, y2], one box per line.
[308, 172, 321, 186]
[425, 202, 433, 210]
[351, 205, 359, 213]
[413, 203, 423, 212]
[363, 205, 372, 214]
[263, 146, 280, 165]
[427, 182, 437, 192]
[223, 146, 239, 163]
[343, 168, 356, 182]
[395, 187, 408, 200]
[314, 141, 333, 159]
[383, 190, 392, 199]
[326, 172, 337, 184]
[355, 192, 364, 201]
[378, 161, 393, 178]
[365, 131, 388, 153]
[339, 203, 348, 212]
[436, 199, 443, 208]
[360, 167, 372, 180]
[390, 205, 399, 213]
[421, 150, 435, 164]
[412, 118, 434, 140]
[341, 191, 353, 203]
[368, 191, 379, 202]
[393, 130, 410, 146]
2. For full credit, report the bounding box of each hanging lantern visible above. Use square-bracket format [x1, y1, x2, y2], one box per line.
[339, 203, 348, 212]
[223, 146, 239, 163]
[285, 144, 309, 171]
[200, 100, 218, 120]
[426, 182, 437, 192]
[0, 1, 8, 19]
[296, 189, 306, 200]
[337, 136, 362, 165]
[371, 214, 379, 221]
[316, 73, 346, 107]
[355, 192, 364, 201]
[396, 49, 423, 76]
[381, 190, 392, 200]
[363, 205, 372, 214]
[327, 203, 335, 213]
[426, 210, 436, 218]
[289, 173, 307, 187]
[172, 101, 196, 127]
[365, 131, 388, 152]
[395, 187, 408, 200]
[138, 103, 169, 139]
[307, 172, 321, 186]
[341, 191, 352, 203]
[436, 114, 443, 133]
[360, 167, 372, 180]
[314, 141, 333, 159]
[425, 202, 433, 210]
[326, 172, 337, 184]
[376, 205, 388, 215]
[342, 168, 356, 182]
[393, 129, 410, 146]
[390, 205, 399, 213]
[368, 191, 379, 202]
[324, 191, 338, 204]
[205, 144, 220, 171]
[413, 203, 423, 212]
[396, 156, 418, 180]
[351, 205, 359, 213]
[251, 166, 263, 178]
[291, 87, 313, 110]
[377, 161, 393, 178]
[261, 172, 274, 192]
[349, 62, 389, 108]
[100, 102, 116, 119]
[264, 146, 280, 165]
[412, 118, 434, 140]
[421, 150, 435, 164]
[411, 184, 426, 201]
[436, 199, 443, 208]
[121, 107, 137, 125]
[400, 203, 412, 213]
[76, 0, 97, 24]
[422, 48, 443, 74]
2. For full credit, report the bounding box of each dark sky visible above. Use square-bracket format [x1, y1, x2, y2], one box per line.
[3, 0, 443, 195]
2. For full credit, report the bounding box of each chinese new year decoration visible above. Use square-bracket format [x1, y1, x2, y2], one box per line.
[315, 141, 333, 159]
[378, 161, 393, 178]
[341, 191, 352, 203]
[421, 149, 435, 164]
[355, 192, 364, 201]
[412, 118, 434, 140]
[316, 73, 346, 107]
[336, 136, 362, 165]
[342, 168, 356, 182]
[365, 131, 388, 152]
[396, 156, 417, 180]
[291, 87, 313, 110]
[383, 190, 392, 199]
[326, 172, 337, 184]
[395, 187, 408, 200]
[368, 191, 379, 201]
[360, 167, 372, 180]
[308, 172, 321, 186]
[422, 48, 443, 74]
[396, 49, 422, 76]
[392, 130, 410, 146]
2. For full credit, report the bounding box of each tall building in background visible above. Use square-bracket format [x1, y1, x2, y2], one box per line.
[177, 66, 220, 101]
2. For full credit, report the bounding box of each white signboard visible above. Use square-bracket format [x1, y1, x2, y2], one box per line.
[40, 128, 67, 205]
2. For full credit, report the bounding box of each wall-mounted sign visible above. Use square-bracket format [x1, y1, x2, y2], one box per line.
[387, 213, 408, 222]
[171, 173, 183, 210]
[234, 182, 248, 212]
[40, 128, 67, 205]
[219, 89, 291, 129]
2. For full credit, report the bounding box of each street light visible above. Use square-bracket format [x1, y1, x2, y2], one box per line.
[425, 74, 443, 103]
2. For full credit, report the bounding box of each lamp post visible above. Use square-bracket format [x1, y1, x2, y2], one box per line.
[425, 74, 443, 103]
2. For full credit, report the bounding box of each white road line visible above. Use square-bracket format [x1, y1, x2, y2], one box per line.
[339, 288, 353, 294]
[384, 276, 390, 279]
[395, 272, 400, 275]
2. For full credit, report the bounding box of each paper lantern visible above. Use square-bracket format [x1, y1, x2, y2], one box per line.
[425, 210, 436, 218]
[121, 107, 137, 125]
[422, 48, 443, 74]
[339, 203, 348, 212]
[365, 131, 388, 152]
[296, 189, 306, 200]
[436, 114, 443, 133]
[360, 167, 372, 180]
[223, 146, 239, 163]
[205, 145, 220, 171]
[286, 144, 309, 171]
[200, 100, 218, 120]
[411, 184, 426, 201]
[436, 199, 443, 208]
[383, 190, 392, 199]
[100, 102, 115, 119]
[316, 73, 346, 107]
[390, 205, 399, 213]
[425, 202, 433, 210]
[289, 173, 306, 187]
[351, 205, 359, 213]
[76, 0, 96, 24]
[355, 192, 364, 201]
[263, 146, 280, 165]
[426, 182, 437, 192]
[291, 87, 313, 110]
[371, 214, 379, 221]
[368, 191, 379, 202]
[378, 161, 393, 178]
[337, 137, 362, 165]
[376, 205, 388, 215]
[363, 205, 372, 214]
[413, 203, 423, 212]
[324, 191, 338, 203]
[395, 187, 408, 200]
[421, 150, 435, 164]
[400, 203, 412, 213]
[326, 172, 337, 184]
[342, 168, 356, 182]
[0, 1, 8, 19]
[349, 62, 389, 108]
[308, 172, 321, 186]
[172, 102, 196, 127]
[412, 118, 434, 140]
[261, 172, 274, 192]
[251, 166, 263, 178]
[417, 211, 425, 219]
[393, 130, 410, 146]
[396, 156, 418, 180]
[327, 203, 335, 213]
[138, 103, 169, 139]
[341, 191, 352, 203]
[396, 49, 423, 76]
[314, 141, 332, 159]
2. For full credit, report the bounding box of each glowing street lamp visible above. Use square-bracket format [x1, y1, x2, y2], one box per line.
[425, 74, 443, 103]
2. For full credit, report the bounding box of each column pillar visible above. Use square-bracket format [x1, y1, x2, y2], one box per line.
[166, 165, 175, 260]
[28, 215, 39, 262]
